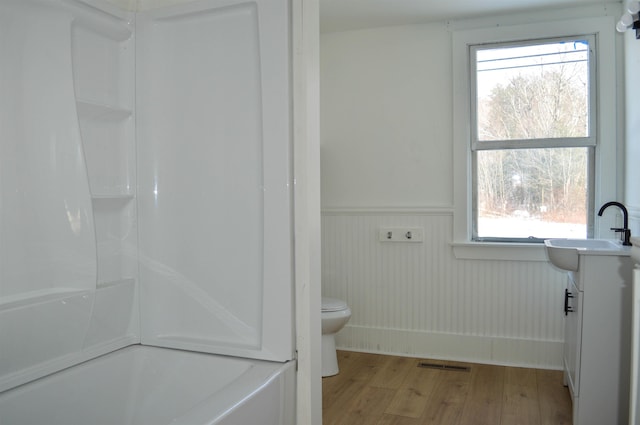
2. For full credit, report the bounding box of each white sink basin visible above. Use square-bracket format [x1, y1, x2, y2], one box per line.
[544, 238, 628, 271]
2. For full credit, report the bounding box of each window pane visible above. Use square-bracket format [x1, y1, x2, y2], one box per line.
[476, 148, 588, 239]
[476, 40, 589, 142]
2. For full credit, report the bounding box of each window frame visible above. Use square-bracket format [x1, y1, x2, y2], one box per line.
[451, 14, 622, 260]
[470, 35, 597, 243]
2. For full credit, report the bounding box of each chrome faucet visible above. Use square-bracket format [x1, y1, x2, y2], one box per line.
[597, 201, 632, 246]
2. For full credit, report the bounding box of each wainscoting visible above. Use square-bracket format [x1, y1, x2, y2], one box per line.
[321, 209, 568, 368]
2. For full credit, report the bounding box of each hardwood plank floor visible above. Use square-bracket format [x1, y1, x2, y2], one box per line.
[323, 351, 572, 425]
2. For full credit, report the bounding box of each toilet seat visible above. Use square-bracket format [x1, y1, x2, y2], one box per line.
[322, 297, 347, 312]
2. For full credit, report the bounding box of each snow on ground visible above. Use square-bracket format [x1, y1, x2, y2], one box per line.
[478, 217, 586, 239]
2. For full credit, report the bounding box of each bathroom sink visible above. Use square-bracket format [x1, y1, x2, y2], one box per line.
[544, 238, 628, 272]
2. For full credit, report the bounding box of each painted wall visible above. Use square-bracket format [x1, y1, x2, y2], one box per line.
[321, 24, 452, 209]
[624, 30, 640, 234]
[320, 8, 623, 368]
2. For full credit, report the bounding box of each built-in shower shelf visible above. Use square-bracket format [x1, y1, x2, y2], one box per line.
[92, 194, 134, 203]
[76, 99, 132, 121]
[0, 288, 92, 312]
[72, 9, 132, 42]
[97, 277, 135, 290]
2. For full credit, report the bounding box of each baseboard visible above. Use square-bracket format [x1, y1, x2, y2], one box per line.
[335, 325, 563, 370]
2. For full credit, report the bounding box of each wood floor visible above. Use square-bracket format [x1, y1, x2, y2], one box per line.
[322, 351, 572, 425]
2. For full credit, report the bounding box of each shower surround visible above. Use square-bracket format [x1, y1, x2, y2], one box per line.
[0, 0, 295, 420]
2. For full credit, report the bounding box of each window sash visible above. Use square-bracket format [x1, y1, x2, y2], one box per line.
[472, 137, 595, 151]
[469, 35, 597, 152]
[471, 146, 596, 242]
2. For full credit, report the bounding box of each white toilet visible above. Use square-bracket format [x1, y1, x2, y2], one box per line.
[321, 297, 351, 377]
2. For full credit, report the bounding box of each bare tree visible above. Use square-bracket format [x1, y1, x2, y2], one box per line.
[477, 68, 588, 223]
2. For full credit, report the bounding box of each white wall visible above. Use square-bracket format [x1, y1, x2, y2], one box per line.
[320, 8, 623, 368]
[320, 24, 452, 209]
[624, 30, 640, 234]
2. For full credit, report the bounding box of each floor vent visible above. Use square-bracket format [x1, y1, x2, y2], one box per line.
[417, 362, 471, 372]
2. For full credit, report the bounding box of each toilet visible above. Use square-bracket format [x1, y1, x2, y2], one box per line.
[321, 297, 351, 377]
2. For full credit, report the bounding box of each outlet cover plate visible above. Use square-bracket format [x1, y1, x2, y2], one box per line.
[378, 227, 423, 243]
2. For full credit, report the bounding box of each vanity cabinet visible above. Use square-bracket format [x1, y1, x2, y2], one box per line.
[563, 253, 633, 425]
[629, 237, 640, 425]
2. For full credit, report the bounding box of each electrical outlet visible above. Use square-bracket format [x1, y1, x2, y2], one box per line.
[378, 227, 423, 243]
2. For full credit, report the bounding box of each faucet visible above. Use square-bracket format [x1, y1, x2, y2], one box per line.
[597, 201, 632, 246]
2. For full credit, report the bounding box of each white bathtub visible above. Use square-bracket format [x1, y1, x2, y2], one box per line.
[0, 345, 296, 425]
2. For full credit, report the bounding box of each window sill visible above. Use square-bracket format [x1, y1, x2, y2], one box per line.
[451, 241, 549, 262]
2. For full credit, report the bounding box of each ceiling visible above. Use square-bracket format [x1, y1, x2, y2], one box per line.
[320, 0, 621, 32]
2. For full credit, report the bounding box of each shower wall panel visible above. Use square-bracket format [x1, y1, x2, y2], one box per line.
[0, 0, 97, 300]
[0, 0, 138, 392]
[0, 0, 293, 393]
[136, 0, 293, 362]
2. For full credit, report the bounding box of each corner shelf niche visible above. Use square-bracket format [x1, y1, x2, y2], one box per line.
[72, 13, 136, 289]
[76, 100, 134, 198]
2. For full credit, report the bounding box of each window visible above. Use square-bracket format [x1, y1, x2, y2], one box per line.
[471, 37, 596, 242]
[452, 14, 619, 258]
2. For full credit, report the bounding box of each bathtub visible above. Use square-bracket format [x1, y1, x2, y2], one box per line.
[0, 345, 296, 425]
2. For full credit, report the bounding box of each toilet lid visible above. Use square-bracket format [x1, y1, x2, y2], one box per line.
[322, 297, 347, 312]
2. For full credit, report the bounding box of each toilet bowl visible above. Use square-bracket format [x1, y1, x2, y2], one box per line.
[321, 297, 351, 377]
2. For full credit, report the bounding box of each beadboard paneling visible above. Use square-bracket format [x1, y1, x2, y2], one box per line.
[321, 211, 568, 368]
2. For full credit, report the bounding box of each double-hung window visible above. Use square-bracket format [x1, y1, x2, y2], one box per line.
[471, 36, 596, 242]
[452, 15, 619, 255]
